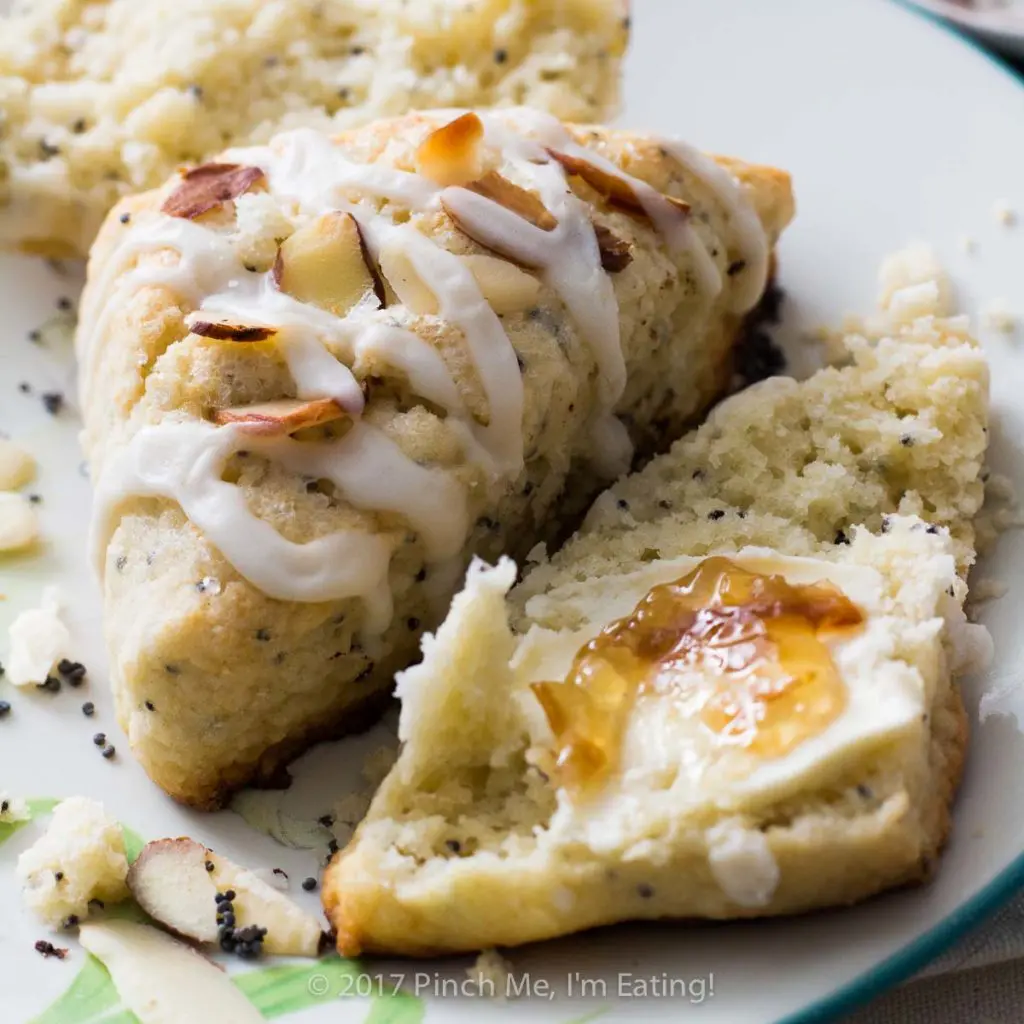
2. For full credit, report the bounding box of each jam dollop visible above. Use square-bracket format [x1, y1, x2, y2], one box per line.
[532, 556, 865, 787]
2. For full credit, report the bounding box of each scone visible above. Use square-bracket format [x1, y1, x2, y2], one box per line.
[323, 303, 991, 956]
[77, 108, 794, 807]
[0, 0, 629, 257]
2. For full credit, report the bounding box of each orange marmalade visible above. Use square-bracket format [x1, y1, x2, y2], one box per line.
[531, 557, 865, 788]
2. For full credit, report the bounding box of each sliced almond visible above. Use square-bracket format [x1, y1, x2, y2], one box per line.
[190, 321, 276, 343]
[79, 920, 264, 1023]
[547, 149, 690, 221]
[378, 243, 439, 316]
[415, 113, 485, 188]
[0, 438, 36, 490]
[0, 493, 39, 552]
[213, 397, 347, 436]
[274, 212, 384, 317]
[161, 163, 265, 220]
[459, 254, 542, 313]
[459, 171, 558, 231]
[127, 838, 324, 958]
[593, 222, 633, 273]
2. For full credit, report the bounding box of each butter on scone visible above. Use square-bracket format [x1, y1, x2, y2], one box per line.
[0, 0, 629, 257]
[323, 308, 990, 956]
[78, 109, 793, 808]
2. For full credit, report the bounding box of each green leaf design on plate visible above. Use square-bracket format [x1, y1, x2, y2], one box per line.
[563, 1009, 610, 1024]
[119, 825, 145, 865]
[362, 991, 425, 1024]
[235, 955, 359, 1016]
[0, 797, 59, 846]
[29, 954, 139, 1024]
[35, 951, 424, 1023]
[235, 956, 424, 1022]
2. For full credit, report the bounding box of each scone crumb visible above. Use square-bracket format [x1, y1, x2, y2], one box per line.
[1, 793, 29, 823]
[468, 948, 513, 999]
[992, 199, 1017, 227]
[877, 243, 951, 318]
[5, 587, 71, 687]
[975, 470, 1023, 558]
[981, 299, 1016, 334]
[958, 235, 978, 255]
[17, 797, 130, 928]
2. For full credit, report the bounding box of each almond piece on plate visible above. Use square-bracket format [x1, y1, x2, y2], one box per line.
[0, 438, 36, 490]
[547, 149, 690, 221]
[415, 112, 486, 188]
[190, 322, 276, 343]
[0, 492, 39, 552]
[274, 211, 384, 317]
[213, 397, 347, 436]
[593, 223, 633, 273]
[79, 919, 263, 1023]
[459, 254, 542, 313]
[127, 838, 324, 957]
[460, 171, 558, 231]
[161, 164, 265, 220]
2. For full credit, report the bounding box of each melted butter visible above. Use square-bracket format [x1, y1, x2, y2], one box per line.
[531, 557, 865, 787]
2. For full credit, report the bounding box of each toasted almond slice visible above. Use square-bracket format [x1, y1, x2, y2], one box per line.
[461, 171, 558, 231]
[127, 838, 324, 957]
[416, 113, 486, 188]
[161, 163, 265, 220]
[593, 222, 634, 273]
[214, 397, 347, 435]
[547, 149, 690, 221]
[459, 254, 542, 313]
[378, 243, 439, 316]
[274, 212, 384, 317]
[191, 321, 276, 343]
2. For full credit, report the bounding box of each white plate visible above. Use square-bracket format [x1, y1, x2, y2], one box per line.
[3, 0, 1024, 1021]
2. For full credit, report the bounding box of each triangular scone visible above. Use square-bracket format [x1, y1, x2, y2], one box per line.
[323, 310, 991, 956]
[77, 110, 793, 807]
[0, 0, 630, 257]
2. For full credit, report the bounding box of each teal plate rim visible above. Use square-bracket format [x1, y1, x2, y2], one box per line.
[778, 4, 1024, 1023]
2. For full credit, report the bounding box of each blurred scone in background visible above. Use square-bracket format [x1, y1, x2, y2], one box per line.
[0, 0, 629, 256]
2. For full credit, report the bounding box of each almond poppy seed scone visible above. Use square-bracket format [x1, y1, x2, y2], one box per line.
[0, 0, 629, 257]
[78, 109, 793, 807]
[323, 303, 990, 956]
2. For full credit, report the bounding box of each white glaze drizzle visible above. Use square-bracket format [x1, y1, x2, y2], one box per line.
[86, 110, 769, 625]
[662, 139, 771, 313]
[91, 420, 395, 628]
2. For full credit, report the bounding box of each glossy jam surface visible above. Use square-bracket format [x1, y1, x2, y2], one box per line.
[531, 557, 865, 787]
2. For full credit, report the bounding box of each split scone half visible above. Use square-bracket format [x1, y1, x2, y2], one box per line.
[78, 108, 793, 807]
[0, 0, 629, 257]
[324, 305, 991, 956]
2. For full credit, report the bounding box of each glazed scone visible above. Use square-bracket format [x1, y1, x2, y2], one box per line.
[17, 797, 130, 928]
[0, 0, 629, 257]
[323, 310, 991, 956]
[77, 109, 793, 807]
